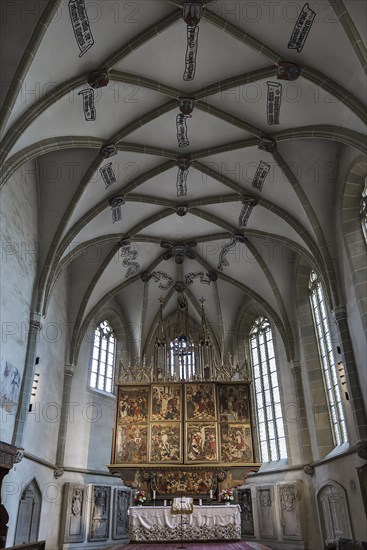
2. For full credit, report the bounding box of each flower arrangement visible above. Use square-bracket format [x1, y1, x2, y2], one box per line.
[134, 490, 146, 505]
[219, 489, 234, 503]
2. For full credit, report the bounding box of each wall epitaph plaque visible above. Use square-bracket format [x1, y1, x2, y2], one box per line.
[257, 486, 276, 539]
[112, 487, 131, 540]
[60, 483, 87, 544]
[89, 485, 111, 541]
[278, 482, 303, 540]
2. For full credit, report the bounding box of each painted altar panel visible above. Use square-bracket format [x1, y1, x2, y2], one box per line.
[217, 384, 250, 422]
[151, 384, 182, 421]
[154, 469, 214, 495]
[149, 422, 182, 463]
[115, 424, 148, 464]
[220, 424, 253, 464]
[117, 386, 149, 423]
[186, 422, 218, 462]
[185, 383, 217, 421]
[112, 382, 255, 471]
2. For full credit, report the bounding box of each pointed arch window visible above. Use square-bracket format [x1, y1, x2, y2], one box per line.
[361, 176, 367, 244]
[308, 271, 347, 445]
[250, 317, 287, 462]
[169, 335, 195, 380]
[90, 320, 116, 393]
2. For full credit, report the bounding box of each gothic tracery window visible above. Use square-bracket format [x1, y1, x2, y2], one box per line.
[308, 271, 347, 445]
[90, 320, 116, 393]
[250, 317, 287, 462]
[169, 335, 196, 380]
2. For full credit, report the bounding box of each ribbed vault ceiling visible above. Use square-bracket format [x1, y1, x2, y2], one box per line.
[1, 0, 366, 365]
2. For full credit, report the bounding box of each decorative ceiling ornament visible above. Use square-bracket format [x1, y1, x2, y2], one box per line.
[266, 82, 282, 125]
[183, 2, 202, 81]
[179, 98, 195, 116]
[218, 238, 237, 272]
[140, 272, 152, 283]
[175, 205, 188, 217]
[100, 162, 116, 188]
[121, 244, 140, 278]
[119, 237, 131, 247]
[174, 281, 186, 293]
[176, 157, 191, 196]
[258, 137, 277, 153]
[68, 0, 94, 57]
[252, 161, 270, 192]
[160, 240, 197, 264]
[277, 62, 301, 81]
[287, 3, 316, 53]
[78, 88, 96, 121]
[109, 195, 125, 223]
[87, 68, 109, 88]
[238, 195, 258, 227]
[176, 99, 195, 148]
[233, 233, 248, 244]
[100, 144, 117, 159]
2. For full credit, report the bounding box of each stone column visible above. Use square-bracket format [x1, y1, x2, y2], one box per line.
[55, 364, 75, 474]
[334, 306, 367, 446]
[291, 362, 313, 464]
[12, 312, 42, 448]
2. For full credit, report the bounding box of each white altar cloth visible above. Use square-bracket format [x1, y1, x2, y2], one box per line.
[129, 504, 241, 542]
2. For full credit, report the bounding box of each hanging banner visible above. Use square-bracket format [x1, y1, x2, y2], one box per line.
[176, 114, 191, 148]
[151, 271, 174, 290]
[100, 163, 116, 188]
[218, 239, 237, 272]
[121, 245, 140, 278]
[78, 88, 96, 121]
[68, 0, 95, 57]
[238, 197, 257, 227]
[287, 3, 316, 53]
[185, 272, 211, 286]
[110, 196, 125, 224]
[252, 161, 270, 192]
[176, 159, 190, 196]
[267, 82, 282, 125]
[183, 25, 199, 81]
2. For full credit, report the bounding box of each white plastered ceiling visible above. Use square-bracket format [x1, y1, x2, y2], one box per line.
[1, 0, 366, 364]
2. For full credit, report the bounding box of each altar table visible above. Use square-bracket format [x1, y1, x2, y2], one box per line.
[128, 504, 241, 542]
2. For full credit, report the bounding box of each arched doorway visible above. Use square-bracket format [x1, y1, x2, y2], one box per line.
[14, 479, 41, 545]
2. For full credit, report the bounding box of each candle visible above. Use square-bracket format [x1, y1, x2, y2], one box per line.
[209, 490, 213, 499]
[153, 490, 156, 499]
[164, 500, 167, 506]
[199, 499, 202, 506]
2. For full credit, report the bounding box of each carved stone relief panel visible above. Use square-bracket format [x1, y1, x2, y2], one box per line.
[278, 481, 303, 540]
[238, 487, 254, 536]
[89, 485, 111, 541]
[60, 483, 87, 544]
[257, 486, 276, 539]
[112, 487, 131, 540]
[317, 481, 352, 546]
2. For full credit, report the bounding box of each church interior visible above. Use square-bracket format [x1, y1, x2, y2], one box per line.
[0, 0, 366, 549]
